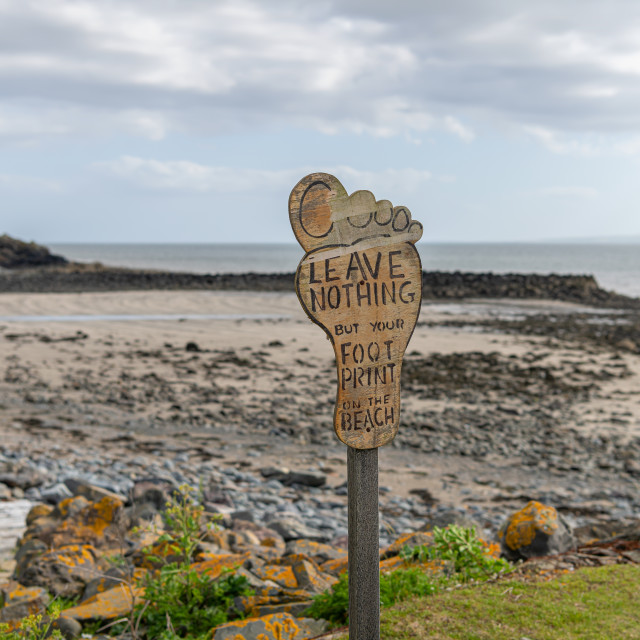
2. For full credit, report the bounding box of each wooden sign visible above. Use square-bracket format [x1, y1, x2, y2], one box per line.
[289, 173, 423, 449]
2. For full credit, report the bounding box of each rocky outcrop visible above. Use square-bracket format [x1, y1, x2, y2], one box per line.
[0, 265, 637, 308]
[0, 235, 67, 270]
[0, 235, 637, 307]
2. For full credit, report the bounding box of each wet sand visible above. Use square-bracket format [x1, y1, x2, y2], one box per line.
[1, 290, 640, 578]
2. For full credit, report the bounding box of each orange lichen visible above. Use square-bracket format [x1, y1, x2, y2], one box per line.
[191, 553, 249, 579]
[25, 504, 53, 526]
[321, 557, 348, 575]
[379, 556, 405, 572]
[382, 531, 433, 558]
[212, 612, 304, 640]
[46, 496, 125, 548]
[61, 584, 145, 621]
[255, 565, 297, 589]
[498, 501, 559, 550]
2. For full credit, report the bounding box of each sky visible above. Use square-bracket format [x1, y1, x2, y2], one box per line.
[1, 0, 640, 244]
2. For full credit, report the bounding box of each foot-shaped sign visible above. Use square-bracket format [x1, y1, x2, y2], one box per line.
[290, 173, 423, 449]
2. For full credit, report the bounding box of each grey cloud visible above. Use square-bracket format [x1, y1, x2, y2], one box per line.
[2, 0, 640, 142]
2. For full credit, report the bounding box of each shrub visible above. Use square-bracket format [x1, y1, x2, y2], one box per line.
[0, 601, 65, 640]
[134, 484, 252, 639]
[306, 525, 511, 627]
[400, 524, 511, 582]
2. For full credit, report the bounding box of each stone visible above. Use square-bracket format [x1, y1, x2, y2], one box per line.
[616, 339, 637, 352]
[419, 509, 480, 533]
[0, 483, 11, 500]
[36, 495, 126, 549]
[191, 553, 251, 579]
[255, 601, 313, 617]
[0, 472, 44, 490]
[212, 612, 327, 640]
[25, 503, 54, 526]
[0, 583, 50, 622]
[16, 544, 99, 598]
[320, 556, 348, 576]
[259, 466, 290, 480]
[253, 564, 297, 589]
[267, 517, 329, 542]
[51, 615, 83, 639]
[63, 478, 125, 504]
[40, 482, 73, 504]
[130, 477, 177, 510]
[497, 501, 575, 562]
[284, 471, 327, 488]
[381, 531, 433, 559]
[289, 555, 337, 595]
[285, 539, 347, 563]
[61, 584, 144, 621]
[81, 566, 130, 602]
[14, 539, 47, 577]
[232, 509, 255, 523]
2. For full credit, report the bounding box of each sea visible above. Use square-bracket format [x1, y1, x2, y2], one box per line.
[49, 242, 640, 298]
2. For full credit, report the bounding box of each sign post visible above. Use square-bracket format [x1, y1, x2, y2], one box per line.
[289, 173, 423, 639]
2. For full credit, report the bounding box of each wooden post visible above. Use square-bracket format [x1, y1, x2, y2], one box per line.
[289, 173, 423, 639]
[348, 447, 379, 640]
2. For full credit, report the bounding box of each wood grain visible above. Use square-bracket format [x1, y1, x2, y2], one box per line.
[290, 173, 423, 449]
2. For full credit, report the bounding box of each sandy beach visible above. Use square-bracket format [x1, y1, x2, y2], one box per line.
[1, 291, 638, 527]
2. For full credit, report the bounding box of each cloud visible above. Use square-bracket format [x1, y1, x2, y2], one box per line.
[524, 126, 598, 156]
[2, 0, 640, 148]
[98, 157, 437, 197]
[537, 186, 599, 198]
[97, 156, 298, 192]
[443, 116, 475, 142]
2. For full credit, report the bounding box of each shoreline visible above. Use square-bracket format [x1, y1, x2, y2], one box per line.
[0, 264, 638, 309]
[1, 289, 639, 586]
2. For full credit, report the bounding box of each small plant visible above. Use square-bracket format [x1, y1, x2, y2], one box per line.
[0, 601, 64, 640]
[306, 526, 512, 628]
[134, 484, 252, 639]
[400, 525, 511, 582]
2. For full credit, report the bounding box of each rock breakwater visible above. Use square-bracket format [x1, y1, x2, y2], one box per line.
[0, 265, 638, 308]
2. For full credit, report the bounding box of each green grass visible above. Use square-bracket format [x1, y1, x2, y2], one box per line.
[306, 526, 511, 628]
[335, 565, 640, 639]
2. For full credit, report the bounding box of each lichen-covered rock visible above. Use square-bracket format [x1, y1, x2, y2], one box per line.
[20, 495, 126, 550]
[253, 563, 297, 589]
[80, 566, 140, 602]
[204, 528, 264, 553]
[16, 544, 99, 598]
[497, 501, 575, 561]
[320, 556, 348, 576]
[258, 554, 337, 595]
[0, 582, 50, 622]
[25, 503, 54, 527]
[191, 553, 250, 579]
[61, 583, 144, 621]
[290, 555, 336, 595]
[212, 612, 327, 640]
[284, 539, 347, 563]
